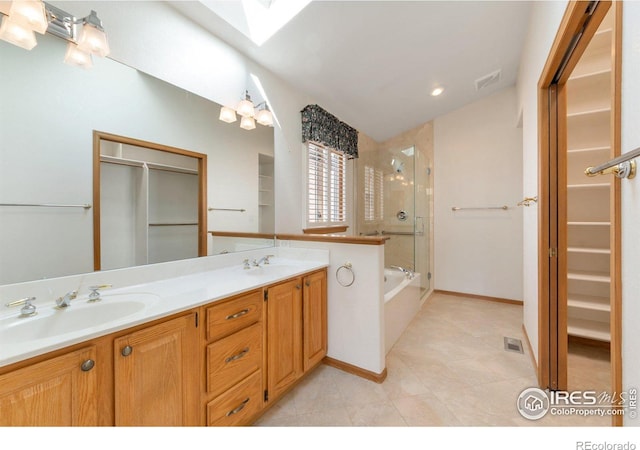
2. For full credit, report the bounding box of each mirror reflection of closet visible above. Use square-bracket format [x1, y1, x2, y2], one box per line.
[94, 132, 207, 271]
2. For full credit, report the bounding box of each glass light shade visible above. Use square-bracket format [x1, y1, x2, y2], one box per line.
[9, 0, 48, 34]
[0, 15, 37, 50]
[240, 116, 256, 131]
[219, 106, 237, 123]
[236, 98, 255, 118]
[255, 108, 273, 126]
[64, 42, 93, 69]
[76, 24, 110, 57]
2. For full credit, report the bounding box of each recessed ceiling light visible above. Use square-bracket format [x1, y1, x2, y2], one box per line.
[431, 87, 444, 97]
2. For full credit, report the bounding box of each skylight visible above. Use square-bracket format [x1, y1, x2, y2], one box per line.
[200, 0, 311, 46]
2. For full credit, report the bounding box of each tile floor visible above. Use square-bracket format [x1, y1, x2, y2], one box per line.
[255, 292, 612, 427]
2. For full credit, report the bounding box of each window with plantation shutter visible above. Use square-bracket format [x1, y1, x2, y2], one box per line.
[364, 165, 384, 222]
[307, 142, 347, 226]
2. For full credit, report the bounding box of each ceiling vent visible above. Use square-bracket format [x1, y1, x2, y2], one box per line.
[475, 69, 502, 92]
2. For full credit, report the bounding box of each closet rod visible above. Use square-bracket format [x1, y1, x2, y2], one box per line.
[585, 146, 640, 179]
[0, 203, 91, 209]
[208, 208, 246, 212]
[148, 223, 198, 226]
[451, 206, 508, 211]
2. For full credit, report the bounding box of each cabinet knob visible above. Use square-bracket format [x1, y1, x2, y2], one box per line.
[295, 284, 301, 290]
[305, 281, 310, 287]
[80, 359, 95, 372]
[121, 345, 133, 357]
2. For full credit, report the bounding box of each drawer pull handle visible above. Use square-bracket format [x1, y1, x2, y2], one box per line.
[225, 347, 249, 363]
[226, 309, 249, 320]
[80, 359, 95, 372]
[226, 398, 250, 417]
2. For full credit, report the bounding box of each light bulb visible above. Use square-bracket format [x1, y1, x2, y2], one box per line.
[219, 106, 237, 123]
[0, 15, 37, 50]
[240, 116, 256, 130]
[255, 108, 273, 126]
[64, 42, 93, 69]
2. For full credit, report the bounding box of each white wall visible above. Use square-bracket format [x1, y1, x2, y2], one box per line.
[621, 1, 640, 427]
[434, 87, 523, 301]
[516, 0, 569, 362]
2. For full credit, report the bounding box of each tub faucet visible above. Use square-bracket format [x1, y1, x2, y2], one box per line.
[390, 265, 414, 279]
[56, 290, 78, 308]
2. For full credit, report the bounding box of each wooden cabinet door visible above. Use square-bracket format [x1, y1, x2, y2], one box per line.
[114, 313, 199, 426]
[303, 269, 328, 372]
[266, 278, 302, 401]
[0, 346, 98, 426]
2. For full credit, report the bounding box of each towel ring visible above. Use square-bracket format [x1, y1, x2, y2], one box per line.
[336, 263, 355, 287]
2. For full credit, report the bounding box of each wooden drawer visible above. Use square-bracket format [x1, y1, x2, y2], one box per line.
[206, 290, 263, 341]
[207, 370, 262, 426]
[207, 322, 263, 397]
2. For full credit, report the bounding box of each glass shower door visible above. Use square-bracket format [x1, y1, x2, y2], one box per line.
[382, 146, 416, 272]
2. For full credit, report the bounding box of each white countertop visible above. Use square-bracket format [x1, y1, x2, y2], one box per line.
[0, 257, 327, 368]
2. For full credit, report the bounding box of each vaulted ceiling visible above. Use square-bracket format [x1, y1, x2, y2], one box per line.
[170, 1, 532, 142]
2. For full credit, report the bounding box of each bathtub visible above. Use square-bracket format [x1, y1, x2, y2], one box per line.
[384, 268, 421, 354]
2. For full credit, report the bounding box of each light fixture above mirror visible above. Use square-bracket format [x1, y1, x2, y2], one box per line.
[0, 0, 109, 68]
[219, 90, 273, 131]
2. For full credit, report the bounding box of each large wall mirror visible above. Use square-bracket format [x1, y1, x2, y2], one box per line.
[0, 31, 275, 286]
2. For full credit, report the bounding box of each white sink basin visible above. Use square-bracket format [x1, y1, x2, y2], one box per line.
[0, 293, 159, 344]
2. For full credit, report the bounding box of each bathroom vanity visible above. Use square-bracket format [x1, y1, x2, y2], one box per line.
[0, 255, 327, 426]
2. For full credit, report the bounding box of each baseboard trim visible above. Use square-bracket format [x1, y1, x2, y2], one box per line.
[434, 289, 523, 306]
[323, 356, 387, 384]
[522, 324, 538, 384]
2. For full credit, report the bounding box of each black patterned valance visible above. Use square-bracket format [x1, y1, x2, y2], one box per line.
[301, 104, 358, 159]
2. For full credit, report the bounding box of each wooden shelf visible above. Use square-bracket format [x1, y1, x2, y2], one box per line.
[567, 146, 610, 154]
[567, 246, 610, 255]
[568, 317, 610, 341]
[567, 183, 610, 189]
[568, 270, 610, 283]
[567, 107, 611, 118]
[568, 294, 610, 312]
[568, 221, 611, 226]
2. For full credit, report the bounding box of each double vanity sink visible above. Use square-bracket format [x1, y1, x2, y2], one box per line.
[0, 255, 327, 368]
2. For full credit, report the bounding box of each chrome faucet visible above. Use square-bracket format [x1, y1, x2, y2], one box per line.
[390, 265, 414, 279]
[5, 296, 37, 318]
[56, 290, 78, 308]
[252, 255, 275, 267]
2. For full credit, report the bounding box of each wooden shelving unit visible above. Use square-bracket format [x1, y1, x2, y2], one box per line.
[564, 12, 614, 343]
